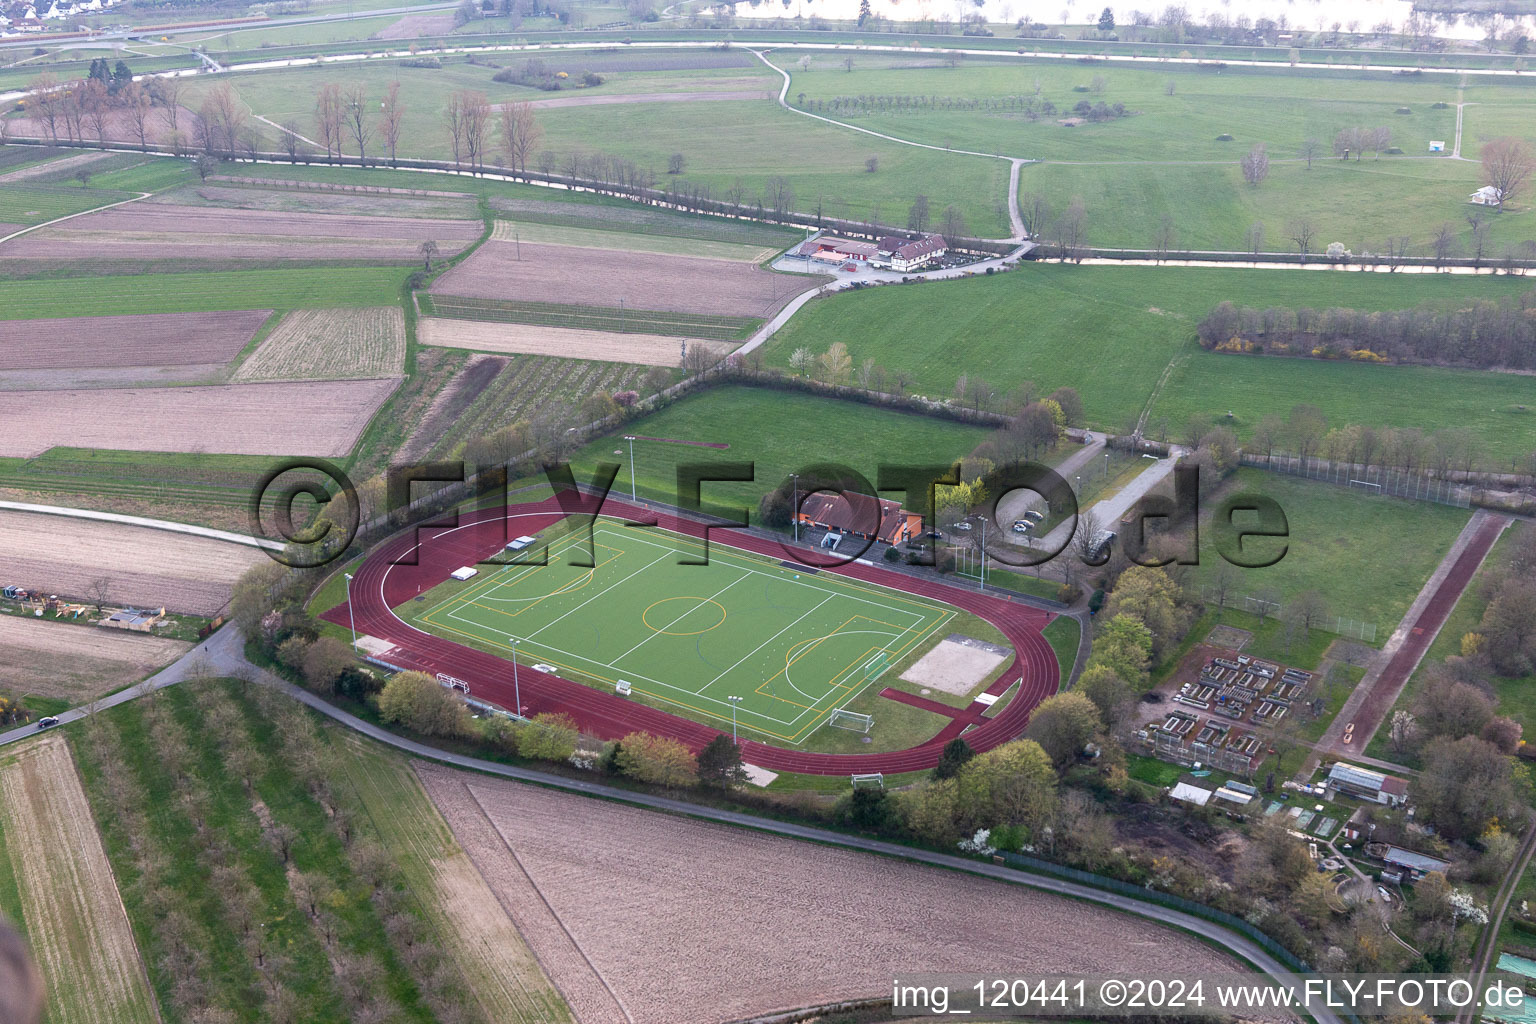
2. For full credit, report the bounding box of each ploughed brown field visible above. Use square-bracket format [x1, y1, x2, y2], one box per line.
[7, 204, 480, 261]
[0, 378, 400, 457]
[0, 509, 267, 615]
[0, 310, 271, 370]
[0, 614, 191, 701]
[374, 10, 456, 36]
[430, 240, 800, 317]
[419, 766, 1271, 1024]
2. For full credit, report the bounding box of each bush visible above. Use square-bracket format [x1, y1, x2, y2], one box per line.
[517, 712, 580, 762]
[615, 731, 697, 787]
[378, 671, 472, 737]
[1215, 133, 1234, 141]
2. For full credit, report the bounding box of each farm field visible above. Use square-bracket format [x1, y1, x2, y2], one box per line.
[0, 310, 271, 371]
[8, 203, 481, 263]
[486, 193, 803, 248]
[150, 181, 482, 220]
[408, 521, 954, 743]
[765, 263, 1536, 462]
[419, 318, 730, 366]
[233, 307, 406, 381]
[330, 734, 572, 1024]
[567, 385, 991, 521]
[0, 509, 267, 615]
[187, 59, 1012, 235]
[70, 678, 532, 1024]
[431, 240, 812, 318]
[488, 218, 782, 262]
[1181, 468, 1473, 636]
[1016, 156, 1528, 253]
[0, 614, 190, 704]
[419, 293, 761, 340]
[419, 764, 1259, 1024]
[0, 182, 138, 228]
[0, 267, 407, 319]
[406, 353, 650, 460]
[0, 735, 158, 1024]
[0, 378, 400, 458]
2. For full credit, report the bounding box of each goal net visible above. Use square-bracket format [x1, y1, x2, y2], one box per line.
[828, 708, 874, 734]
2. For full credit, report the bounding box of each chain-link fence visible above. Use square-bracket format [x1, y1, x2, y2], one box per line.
[1243, 453, 1472, 508]
[1199, 587, 1377, 643]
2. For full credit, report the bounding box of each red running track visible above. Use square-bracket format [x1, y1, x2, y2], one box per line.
[324, 498, 1061, 775]
[1348, 513, 1509, 749]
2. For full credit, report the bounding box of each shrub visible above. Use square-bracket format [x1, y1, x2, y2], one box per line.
[616, 731, 698, 787]
[378, 671, 472, 737]
[1215, 133, 1234, 141]
[517, 712, 580, 762]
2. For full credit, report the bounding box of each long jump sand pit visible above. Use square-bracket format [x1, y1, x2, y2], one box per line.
[0, 509, 267, 615]
[0, 378, 399, 458]
[0, 613, 190, 701]
[431, 240, 803, 317]
[420, 765, 1266, 1024]
[0, 310, 271, 371]
[0, 735, 159, 1024]
[419, 318, 731, 366]
[900, 633, 1012, 696]
[8, 204, 481, 262]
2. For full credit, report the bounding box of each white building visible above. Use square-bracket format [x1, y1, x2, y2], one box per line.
[1470, 185, 1505, 206]
[872, 232, 948, 272]
[1326, 762, 1409, 808]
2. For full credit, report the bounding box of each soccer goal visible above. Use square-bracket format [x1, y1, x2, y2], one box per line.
[828, 708, 874, 734]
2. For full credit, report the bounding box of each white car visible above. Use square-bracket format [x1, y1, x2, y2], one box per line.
[953, 521, 973, 532]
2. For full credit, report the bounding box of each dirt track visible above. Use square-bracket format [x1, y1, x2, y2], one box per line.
[0, 378, 399, 457]
[419, 318, 730, 365]
[421, 764, 1261, 1024]
[431, 240, 800, 317]
[522, 89, 771, 108]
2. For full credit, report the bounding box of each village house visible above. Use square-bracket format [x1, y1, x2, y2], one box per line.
[1469, 185, 1505, 206]
[1325, 762, 1409, 809]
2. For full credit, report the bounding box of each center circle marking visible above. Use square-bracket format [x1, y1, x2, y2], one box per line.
[642, 596, 727, 636]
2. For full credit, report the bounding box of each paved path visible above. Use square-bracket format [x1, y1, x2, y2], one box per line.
[1300, 510, 1509, 778]
[1032, 445, 1182, 554]
[0, 499, 283, 551]
[0, 622, 1336, 1019]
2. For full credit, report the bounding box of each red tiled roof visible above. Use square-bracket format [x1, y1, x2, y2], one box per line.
[796, 491, 918, 544]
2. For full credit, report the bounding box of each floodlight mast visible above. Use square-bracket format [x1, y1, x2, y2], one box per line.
[344, 573, 358, 650]
[508, 637, 522, 718]
[624, 436, 637, 502]
[728, 695, 743, 743]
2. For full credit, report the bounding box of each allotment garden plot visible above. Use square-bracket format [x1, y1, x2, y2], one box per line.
[409, 523, 952, 744]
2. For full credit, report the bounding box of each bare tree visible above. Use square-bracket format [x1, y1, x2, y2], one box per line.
[443, 90, 466, 167]
[201, 81, 246, 156]
[1151, 213, 1175, 259]
[1298, 137, 1321, 169]
[195, 153, 218, 182]
[341, 85, 373, 163]
[1019, 191, 1051, 238]
[1286, 216, 1315, 260]
[667, 152, 686, 174]
[1054, 197, 1089, 261]
[315, 82, 344, 159]
[379, 81, 404, 167]
[80, 81, 110, 144]
[1430, 221, 1459, 269]
[1482, 136, 1533, 210]
[504, 100, 540, 174]
[939, 204, 966, 240]
[1369, 124, 1392, 158]
[764, 175, 794, 220]
[121, 82, 152, 150]
[458, 90, 491, 171]
[1382, 234, 1411, 271]
[865, 155, 879, 173]
[278, 120, 305, 162]
[1240, 141, 1269, 185]
[1244, 219, 1265, 257]
[88, 576, 112, 612]
[418, 240, 439, 270]
[907, 193, 931, 232]
[27, 73, 62, 142]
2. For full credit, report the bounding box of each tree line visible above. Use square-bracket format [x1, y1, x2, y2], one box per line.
[1198, 292, 1536, 371]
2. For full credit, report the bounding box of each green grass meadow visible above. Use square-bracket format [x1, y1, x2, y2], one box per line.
[765, 263, 1536, 463]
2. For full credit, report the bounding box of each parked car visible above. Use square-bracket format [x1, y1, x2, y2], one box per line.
[36, 716, 59, 731]
[953, 521, 973, 532]
[1022, 510, 1044, 523]
[1011, 520, 1033, 534]
[926, 530, 944, 540]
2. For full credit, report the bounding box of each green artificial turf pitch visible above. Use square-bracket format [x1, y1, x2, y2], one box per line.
[410, 522, 954, 744]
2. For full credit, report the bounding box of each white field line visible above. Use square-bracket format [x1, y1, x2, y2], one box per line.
[608, 570, 749, 663]
[696, 592, 836, 693]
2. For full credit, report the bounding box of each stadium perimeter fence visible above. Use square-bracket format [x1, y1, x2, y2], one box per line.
[1243, 452, 1472, 508]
